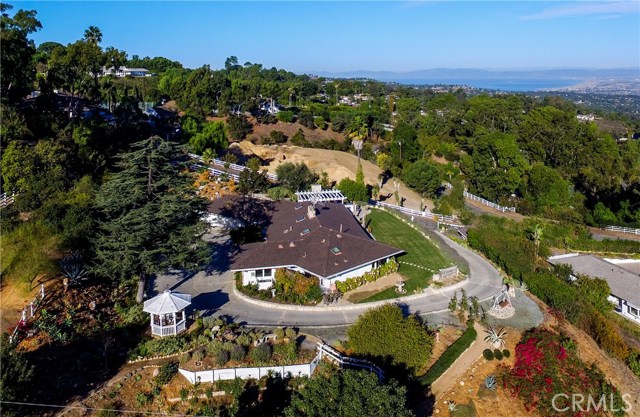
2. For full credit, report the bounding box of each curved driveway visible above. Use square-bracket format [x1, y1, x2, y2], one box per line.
[152, 231, 503, 327]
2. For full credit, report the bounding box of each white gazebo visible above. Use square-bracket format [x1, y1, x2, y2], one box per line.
[143, 290, 192, 337]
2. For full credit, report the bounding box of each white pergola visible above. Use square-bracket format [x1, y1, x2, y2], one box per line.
[143, 290, 192, 337]
[296, 189, 346, 204]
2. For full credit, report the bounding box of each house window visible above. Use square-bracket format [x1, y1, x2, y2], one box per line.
[330, 246, 342, 255]
[629, 306, 639, 317]
[255, 269, 272, 279]
[296, 216, 305, 223]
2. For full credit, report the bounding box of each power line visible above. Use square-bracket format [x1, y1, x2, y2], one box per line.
[0, 400, 212, 417]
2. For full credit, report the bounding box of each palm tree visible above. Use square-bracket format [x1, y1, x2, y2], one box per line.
[526, 223, 543, 259]
[83, 26, 103, 45]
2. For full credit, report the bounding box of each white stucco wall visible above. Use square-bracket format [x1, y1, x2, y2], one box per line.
[610, 294, 640, 324]
[242, 270, 274, 290]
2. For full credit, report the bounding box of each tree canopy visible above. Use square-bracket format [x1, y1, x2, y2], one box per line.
[284, 369, 413, 417]
[348, 304, 434, 374]
[93, 136, 209, 282]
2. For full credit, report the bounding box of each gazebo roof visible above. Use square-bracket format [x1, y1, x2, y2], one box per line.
[143, 290, 191, 314]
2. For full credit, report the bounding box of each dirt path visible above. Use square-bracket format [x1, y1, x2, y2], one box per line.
[233, 141, 433, 210]
[430, 322, 488, 398]
[342, 272, 404, 303]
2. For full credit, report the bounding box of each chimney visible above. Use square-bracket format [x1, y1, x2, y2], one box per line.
[307, 205, 316, 219]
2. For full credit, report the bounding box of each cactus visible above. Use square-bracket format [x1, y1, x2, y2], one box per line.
[484, 375, 497, 391]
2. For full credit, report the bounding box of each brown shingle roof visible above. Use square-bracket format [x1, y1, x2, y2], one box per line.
[209, 197, 403, 279]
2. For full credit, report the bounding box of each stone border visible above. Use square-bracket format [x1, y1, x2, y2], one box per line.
[232, 276, 469, 312]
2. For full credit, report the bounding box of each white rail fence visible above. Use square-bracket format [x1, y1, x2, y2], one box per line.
[443, 182, 516, 213]
[317, 342, 385, 382]
[0, 192, 15, 208]
[189, 153, 278, 181]
[9, 284, 46, 345]
[463, 190, 516, 213]
[603, 226, 640, 236]
[373, 201, 457, 223]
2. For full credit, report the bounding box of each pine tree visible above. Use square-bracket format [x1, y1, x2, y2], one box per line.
[448, 292, 458, 312]
[92, 136, 209, 283]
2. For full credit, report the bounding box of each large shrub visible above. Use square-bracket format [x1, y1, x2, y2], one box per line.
[348, 304, 434, 374]
[251, 343, 272, 363]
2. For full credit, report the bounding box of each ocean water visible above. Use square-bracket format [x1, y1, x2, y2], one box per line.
[392, 78, 582, 92]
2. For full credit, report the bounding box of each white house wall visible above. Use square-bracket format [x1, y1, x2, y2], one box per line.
[609, 294, 640, 324]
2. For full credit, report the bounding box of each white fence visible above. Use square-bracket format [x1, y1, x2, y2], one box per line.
[189, 153, 278, 181]
[373, 201, 457, 223]
[179, 350, 322, 384]
[9, 284, 46, 344]
[0, 192, 15, 208]
[178, 342, 384, 385]
[463, 190, 516, 213]
[603, 225, 640, 236]
[317, 342, 384, 382]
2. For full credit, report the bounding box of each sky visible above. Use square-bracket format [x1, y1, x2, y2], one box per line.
[13, 1, 640, 73]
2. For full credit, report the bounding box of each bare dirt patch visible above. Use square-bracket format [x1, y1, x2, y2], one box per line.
[233, 141, 433, 211]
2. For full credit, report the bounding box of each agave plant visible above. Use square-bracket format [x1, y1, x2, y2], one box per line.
[60, 253, 89, 285]
[448, 401, 458, 411]
[519, 281, 528, 292]
[484, 326, 507, 348]
[484, 375, 497, 391]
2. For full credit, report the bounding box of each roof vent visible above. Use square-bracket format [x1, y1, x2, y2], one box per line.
[321, 238, 326, 243]
[289, 242, 296, 247]
[344, 258, 348, 262]
[336, 234, 342, 239]
[303, 251, 307, 257]
[278, 244, 283, 249]
[284, 229, 289, 234]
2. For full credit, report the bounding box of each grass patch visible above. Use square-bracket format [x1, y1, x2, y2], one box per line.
[0, 221, 60, 290]
[360, 209, 450, 302]
[419, 325, 477, 386]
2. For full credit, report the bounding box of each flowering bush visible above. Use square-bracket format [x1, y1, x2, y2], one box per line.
[335, 258, 399, 293]
[502, 329, 626, 417]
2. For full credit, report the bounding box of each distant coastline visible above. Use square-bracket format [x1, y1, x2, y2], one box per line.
[389, 78, 582, 92]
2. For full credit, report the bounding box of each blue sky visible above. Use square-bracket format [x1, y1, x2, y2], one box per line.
[14, 1, 640, 72]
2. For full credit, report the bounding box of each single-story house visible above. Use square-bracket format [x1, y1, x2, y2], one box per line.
[210, 197, 404, 290]
[548, 254, 640, 324]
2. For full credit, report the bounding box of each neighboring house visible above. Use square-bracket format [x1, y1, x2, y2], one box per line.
[102, 66, 152, 77]
[210, 197, 404, 290]
[548, 254, 640, 324]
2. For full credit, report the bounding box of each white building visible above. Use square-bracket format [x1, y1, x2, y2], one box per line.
[102, 66, 152, 77]
[548, 254, 640, 324]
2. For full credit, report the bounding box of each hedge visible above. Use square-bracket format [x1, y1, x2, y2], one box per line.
[420, 326, 477, 386]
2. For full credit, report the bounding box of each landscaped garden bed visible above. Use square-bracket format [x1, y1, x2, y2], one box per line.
[235, 269, 323, 305]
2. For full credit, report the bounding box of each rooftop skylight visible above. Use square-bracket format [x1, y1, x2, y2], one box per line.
[330, 246, 342, 255]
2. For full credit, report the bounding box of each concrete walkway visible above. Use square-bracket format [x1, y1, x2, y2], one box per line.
[150, 227, 503, 327]
[430, 322, 490, 398]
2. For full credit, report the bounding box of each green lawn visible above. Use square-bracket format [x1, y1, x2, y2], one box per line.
[359, 208, 451, 302]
